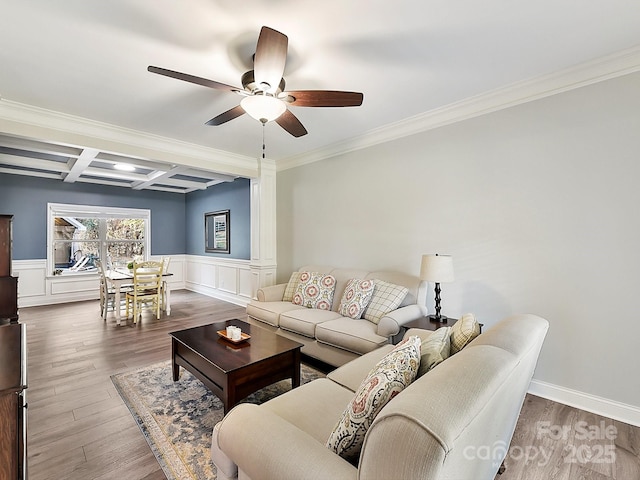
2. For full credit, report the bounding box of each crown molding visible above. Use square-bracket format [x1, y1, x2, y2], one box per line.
[277, 44, 640, 172]
[0, 99, 258, 178]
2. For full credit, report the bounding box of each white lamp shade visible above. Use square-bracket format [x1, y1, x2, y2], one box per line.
[240, 95, 286, 123]
[420, 254, 454, 283]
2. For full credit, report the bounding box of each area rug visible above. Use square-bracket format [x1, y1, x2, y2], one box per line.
[111, 361, 325, 480]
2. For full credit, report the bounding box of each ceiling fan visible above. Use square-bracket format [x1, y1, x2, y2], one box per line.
[148, 26, 363, 137]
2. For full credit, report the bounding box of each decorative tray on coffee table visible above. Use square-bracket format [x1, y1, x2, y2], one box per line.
[217, 330, 251, 343]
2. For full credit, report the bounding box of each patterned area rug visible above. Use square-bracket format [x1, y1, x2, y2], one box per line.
[111, 360, 324, 480]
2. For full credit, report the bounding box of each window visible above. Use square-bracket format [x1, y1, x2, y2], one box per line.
[47, 203, 150, 276]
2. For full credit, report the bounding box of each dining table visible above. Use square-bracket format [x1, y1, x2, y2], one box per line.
[104, 268, 173, 325]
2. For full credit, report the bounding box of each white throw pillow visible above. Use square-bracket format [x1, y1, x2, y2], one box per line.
[337, 278, 376, 319]
[363, 280, 409, 324]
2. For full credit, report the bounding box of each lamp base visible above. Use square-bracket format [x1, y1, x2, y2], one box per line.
[427, 314, 448, 324]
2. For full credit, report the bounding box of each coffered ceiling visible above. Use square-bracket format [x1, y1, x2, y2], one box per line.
[1, 0, 640, 191]
[0, 133, 237, 193]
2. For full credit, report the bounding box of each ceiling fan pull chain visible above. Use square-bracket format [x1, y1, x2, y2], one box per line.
[262, 122, 266, 160]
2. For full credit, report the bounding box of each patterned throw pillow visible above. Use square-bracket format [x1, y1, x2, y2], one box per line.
[338, 278, 376, 319]
[450, 313, 481, 354]
[362, 280, 409, 324]
[292, 272, 337, 310]
[326, 336, 421, 462]
[282, 271, 303, 302]
[417, 326, 451, 377]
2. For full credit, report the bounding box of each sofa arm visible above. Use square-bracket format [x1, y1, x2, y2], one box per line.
[217, 404, 357, 480]
[256, 283, 287, 302]
[377, 304, 426, 337]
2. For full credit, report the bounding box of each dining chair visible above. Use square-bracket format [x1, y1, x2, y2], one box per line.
[160, 256, 171, 310]
[125, 260, 164, 323]
[96, 259, 132, 321]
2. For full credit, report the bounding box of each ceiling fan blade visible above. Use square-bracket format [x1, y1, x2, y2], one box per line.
[148, 66, 240, 92]
[275, 109, 308, 137]
[253, 27, 288, 94]
[282, 90, 364, 107]
[205, 105, 246, 126]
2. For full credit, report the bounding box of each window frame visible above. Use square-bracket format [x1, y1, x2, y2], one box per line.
[47, 203, 151, 277]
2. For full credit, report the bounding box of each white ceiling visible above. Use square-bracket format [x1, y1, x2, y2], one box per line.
[1, 0, 640, 191]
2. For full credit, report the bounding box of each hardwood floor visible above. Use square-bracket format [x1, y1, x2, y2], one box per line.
[22, 290, 246, 480]
[498, 395, 640, 480]
[18, 291, 640, 479]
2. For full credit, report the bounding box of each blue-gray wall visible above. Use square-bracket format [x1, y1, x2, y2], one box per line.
[185, 178, 251, 259]
[0, 173, 251, 261]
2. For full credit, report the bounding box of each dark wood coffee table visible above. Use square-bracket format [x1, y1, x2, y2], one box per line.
[169, 320, 303, 413]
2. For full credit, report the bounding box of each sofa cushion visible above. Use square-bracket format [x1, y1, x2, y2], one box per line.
[363, 280, 409, 324]
[337, 278, 376, 319]
[450, 313, 481, 354]
[417, 326, 451, 377]
[282, 271, 304, 302]
[279, 308, 343, 338]
[327, 344, 395, 392]
[292, 272, 337, 310]
[263, 378, 354, 444]
[246, 301, 306, 327]
[326, 336, 421, 462]
[316, 319, 388, 355]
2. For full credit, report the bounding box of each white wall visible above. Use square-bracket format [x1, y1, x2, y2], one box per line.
[277, 72, 640, 423]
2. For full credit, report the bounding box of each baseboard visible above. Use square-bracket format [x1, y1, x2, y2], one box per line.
[185, 283, 250, 308]
[529, 379, 640, 427]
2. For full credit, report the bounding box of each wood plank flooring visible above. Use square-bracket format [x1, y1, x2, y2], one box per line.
[17, 291, 640, 479]
[22, 290, 246, 480]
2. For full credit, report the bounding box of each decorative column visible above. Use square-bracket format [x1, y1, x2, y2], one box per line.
[249, 157, 277, 297]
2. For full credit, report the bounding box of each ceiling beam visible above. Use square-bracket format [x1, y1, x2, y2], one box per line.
[96, 152, 173, 172]
[0, 166, 62, 180]
[64, 148, 99, 183]
[0, 133, 82, 158]
[0, 153, 70, 173]
[181, 168, 238, 183]
[131, 167, 179, 191]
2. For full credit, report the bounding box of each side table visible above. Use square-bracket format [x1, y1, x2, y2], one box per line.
[393, 317, 458, 344]
[402, 316, 483, 336]
[404, 316, 458, 332]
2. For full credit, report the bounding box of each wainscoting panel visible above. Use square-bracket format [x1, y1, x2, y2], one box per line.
[12, 260, 46, 298]
[238, 268, 253, 299]
[13, 255, 250, 310]
[201, 263, 217, 289]
[13, 256, 188, 308]
[218, 266, 237, 294]
[184, 256, 251, 307]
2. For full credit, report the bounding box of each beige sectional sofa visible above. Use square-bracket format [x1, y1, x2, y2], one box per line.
[246, 265, 428, 367]
[211, 314, 549, 480]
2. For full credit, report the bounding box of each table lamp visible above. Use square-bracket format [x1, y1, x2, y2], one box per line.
[420, 254, 454, 323]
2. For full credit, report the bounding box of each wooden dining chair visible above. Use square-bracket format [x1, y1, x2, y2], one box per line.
[96, 259, 132, 321]
[160, 256, 171, 310]
[125, 260, 164, 323]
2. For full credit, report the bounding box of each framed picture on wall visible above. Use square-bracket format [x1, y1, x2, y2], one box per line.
[205, 210, 230, 254]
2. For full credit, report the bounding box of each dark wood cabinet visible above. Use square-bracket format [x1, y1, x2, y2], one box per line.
[0, 323, 27, 480]
[0, 215, 12, 276]
[0, 216, 26, 479]
[0, 215, 18, 323]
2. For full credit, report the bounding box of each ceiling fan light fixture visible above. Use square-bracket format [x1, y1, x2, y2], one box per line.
[241, 94, 286, 123]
